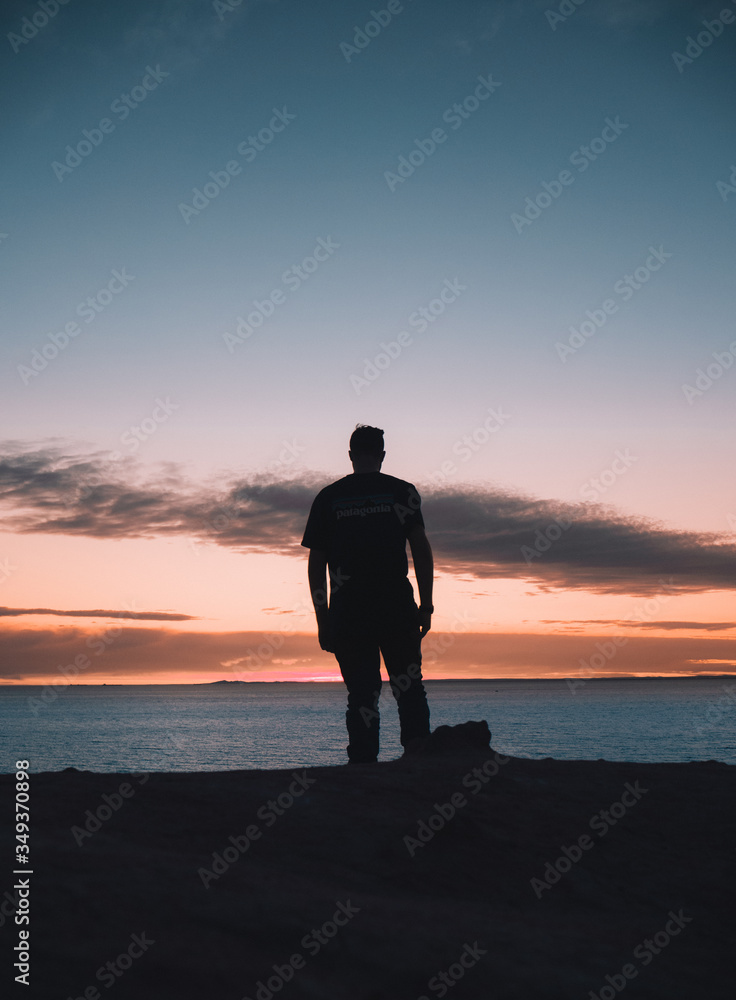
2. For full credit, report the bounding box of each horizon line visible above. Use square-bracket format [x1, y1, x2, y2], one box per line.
[2, 673, 735, 687]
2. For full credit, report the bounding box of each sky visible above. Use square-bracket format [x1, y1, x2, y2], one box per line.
[1, 0, 735, 684]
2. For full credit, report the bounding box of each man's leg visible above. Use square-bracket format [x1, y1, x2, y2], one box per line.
[379, 607, 430, 747]
[331, 610, 382, 763]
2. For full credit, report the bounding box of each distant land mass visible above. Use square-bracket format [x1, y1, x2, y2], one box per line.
[202, 675, 736, 684]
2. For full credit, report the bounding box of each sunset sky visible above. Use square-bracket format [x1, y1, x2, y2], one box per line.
[1, 0, 734, 684]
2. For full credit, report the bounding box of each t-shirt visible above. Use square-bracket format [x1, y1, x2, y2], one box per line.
[301, 472, 425, 602]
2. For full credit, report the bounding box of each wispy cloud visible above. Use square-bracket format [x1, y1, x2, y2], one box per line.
[1, 441, 735, 597]
[626, 621, 736, 632]
[0, 606, 196, 621]
[542, 620, 736, 632]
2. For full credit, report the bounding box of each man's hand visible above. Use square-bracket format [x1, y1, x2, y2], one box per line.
[417, 608, 432, 639]
[316, 608, 335, 653]
[318, 623, 335, 653]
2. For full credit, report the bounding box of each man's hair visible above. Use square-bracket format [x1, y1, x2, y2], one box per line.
[349, 424, 384, 456]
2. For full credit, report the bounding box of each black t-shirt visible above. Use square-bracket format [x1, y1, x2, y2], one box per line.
[301, 472, 424, 602]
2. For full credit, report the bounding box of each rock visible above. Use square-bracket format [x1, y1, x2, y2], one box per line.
[404, 719, 492, 756]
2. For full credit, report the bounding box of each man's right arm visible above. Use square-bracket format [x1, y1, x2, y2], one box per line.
[307, 548, 334, 652]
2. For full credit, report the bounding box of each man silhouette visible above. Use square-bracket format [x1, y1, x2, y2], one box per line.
[301, 424, 433, 764]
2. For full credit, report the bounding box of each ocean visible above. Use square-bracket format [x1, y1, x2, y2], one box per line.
[1, 677, 734, 772]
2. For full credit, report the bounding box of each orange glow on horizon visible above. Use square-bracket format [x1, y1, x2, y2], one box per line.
[3, 668, 735, 686]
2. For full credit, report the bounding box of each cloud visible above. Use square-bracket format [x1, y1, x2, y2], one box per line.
[416, 485, 736, 595]
[0, 607, 196, 621]
[2, 624, 735, 684]
[0, 439, 318, 551]
[626, 622, 736, 632]
[1, 440, 735, 596]
[542, 620, 736, 631]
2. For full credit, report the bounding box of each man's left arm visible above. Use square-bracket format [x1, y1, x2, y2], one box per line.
[408, 524, 434, 638]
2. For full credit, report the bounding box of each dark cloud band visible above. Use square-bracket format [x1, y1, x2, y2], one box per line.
[1, 442, 734, 596]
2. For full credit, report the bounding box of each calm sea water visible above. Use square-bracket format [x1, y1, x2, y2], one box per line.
[1, 678, 734, 772]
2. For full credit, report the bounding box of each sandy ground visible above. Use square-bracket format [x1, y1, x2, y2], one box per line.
[1, 721, 732, 999]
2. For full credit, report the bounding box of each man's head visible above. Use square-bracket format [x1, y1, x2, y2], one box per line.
[349, 424, 385, 473]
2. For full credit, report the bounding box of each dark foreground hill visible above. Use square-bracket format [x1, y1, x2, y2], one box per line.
[1, 722, 732, 999]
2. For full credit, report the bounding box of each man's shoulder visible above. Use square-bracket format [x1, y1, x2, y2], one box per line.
[311, 472, 420, 500]
[375, 472, 420, 493]
[313, 474, 354, 497]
